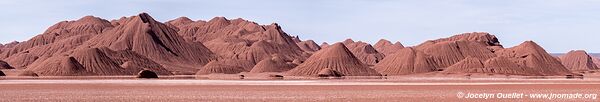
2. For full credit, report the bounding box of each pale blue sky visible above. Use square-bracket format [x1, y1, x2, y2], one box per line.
[1, 0, 599, 53]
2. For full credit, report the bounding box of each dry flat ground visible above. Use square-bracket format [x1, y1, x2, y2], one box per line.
[1, 78, 600, 102]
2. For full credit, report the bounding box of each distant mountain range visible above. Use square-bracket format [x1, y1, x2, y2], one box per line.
[1, 12, 598, 77]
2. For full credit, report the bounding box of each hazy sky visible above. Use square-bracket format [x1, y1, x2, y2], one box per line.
[1, 0, 599, 53]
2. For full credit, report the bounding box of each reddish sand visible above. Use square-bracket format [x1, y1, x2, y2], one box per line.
[0, 79, 599, 101]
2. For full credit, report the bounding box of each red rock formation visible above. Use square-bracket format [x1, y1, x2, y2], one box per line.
[418, 32, 502, 47]
[71, 48, 130, 75]
[296, 40, 321, 52]
[81, 13, 216, 74]
[23, 47, 173, 76]
[204, 39, 306, 64]
[320, 42, 330, 49]
[0, 13, 212, 75]
[1, 16, 113, 69]
[444, 57, 485, 72]
[0, 60, 14, 69]
[592, 57, 600, 68]
[482, 56, 532, 75]
[373, 39, 404, 56]
[3, 34, 94, 69]
[1, 16, 113, 59]
[374, 48, 437, 75]
[411, 32, 501, 71]
[342, 39, 385, 66]
[444, 56, 532, 75]
[174, 17, 298, 44]
[0, 41, 19, 53]
[559, 50, 599, 71]
[286, 43, 381, 76]
[173, 17, 307, 64]
[249, 56, 296, 73]
[196, 60, 246, 75]
[165, 17, 194, 31]
[2, 52, 39, 69]
[494, 41, 571, 75]
[26, 56, 95, 76]
[1, 13, 583, 77]
[97, 47, 172, 75]
[554, 56, 562, 62]
[416, 41, 497, 70]
[291, 36, 302, 43]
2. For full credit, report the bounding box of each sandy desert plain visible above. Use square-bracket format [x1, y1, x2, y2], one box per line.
[1, 13, 600, 101]
[1, 74, 600, 101]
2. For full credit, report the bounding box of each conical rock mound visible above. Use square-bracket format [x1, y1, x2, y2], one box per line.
[342, 40, 385, 66]
[166, 17, 194, 30]
[374, 39, 404, 55]
[286, 43, 381, 76]
[559, 50, 599, 71]
[26, 56, 95, 76]
[250, 57, 296, 73]
[196, 60, 246, 75]
[374, 48, 436, 75]
[494, 41, 571, 75]
[296, 40, 321, 52]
